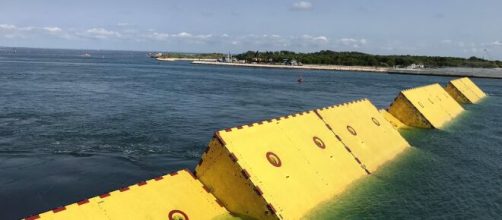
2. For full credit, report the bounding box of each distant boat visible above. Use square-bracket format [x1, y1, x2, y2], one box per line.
[297, 77, 304, 83]
[81, 53, 91, 57]
[297, 74, 304, 83]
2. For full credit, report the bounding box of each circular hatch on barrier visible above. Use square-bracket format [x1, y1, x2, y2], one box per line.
[312, 136, 326, 149]
[169, 210, 189, 220]
[266, 152, 282, 167]
[347, 125, 357, 136]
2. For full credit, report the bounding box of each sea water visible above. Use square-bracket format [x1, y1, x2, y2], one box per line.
[0, 48, 501, 219]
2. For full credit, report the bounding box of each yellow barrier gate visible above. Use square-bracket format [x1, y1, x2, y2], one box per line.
[379, 109, 408, 129]
[195, 99, 409, 219]
[445, 77, 487, 104]
[26, 79, 487, 219]
[316, 99, 410, 173]
[26, 170, 232, 220]
[387, 83, 464, 128]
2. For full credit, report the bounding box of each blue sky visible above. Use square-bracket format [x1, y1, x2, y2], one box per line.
[1, 0, 502, 59]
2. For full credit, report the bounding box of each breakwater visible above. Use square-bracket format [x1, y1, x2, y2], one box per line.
[191, 61, 502, 79]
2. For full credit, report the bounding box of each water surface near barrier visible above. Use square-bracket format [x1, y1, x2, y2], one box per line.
[310, 97, 502, 219]
[0, 48, 501, 219]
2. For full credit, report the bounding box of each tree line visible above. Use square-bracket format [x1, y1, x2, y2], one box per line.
[234, 50, 502, 68]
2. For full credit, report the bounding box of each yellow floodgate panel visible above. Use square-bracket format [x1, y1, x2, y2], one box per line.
[388, 83, 464, 128]
[26, 170, 232, 220]
[379, 109, 408, 129]
[195, 110, 369, 219]
[316, 99, 410, 173]
[445, 77, 487, 104]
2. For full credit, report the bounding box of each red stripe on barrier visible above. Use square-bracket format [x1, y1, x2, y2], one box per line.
[154, 176, 163, 181]
[326, 124, 333, 130]
[99, 193, 110, 198]
[25, 215, 40, 220]
[266, 204, 277, 214]
[137, 181, 147, 186]
[119, 187, 130, 192]
[229, 153, 238, 162]
[170, 171, 179, 176]
[241, 169, 250, 179]
[77, 199, 89, 205]
[52, 206, 66, 213]
[184, 169, 197, 179]
[224, 128, 232, 132]
[314, 110, 323, 119]
[364, 168, 371, 175]
[237, 125, 243, 129]
[254, 186, 263, 196]
[215, 132, 227, 145]
[215, 199, 225, 207]
[202, 185, 211, 193]
[335, 135, 342, 141]
[354, 157, 362, 164]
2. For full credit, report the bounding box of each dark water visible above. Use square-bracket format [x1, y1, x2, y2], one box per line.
[0, 48, 501, 219]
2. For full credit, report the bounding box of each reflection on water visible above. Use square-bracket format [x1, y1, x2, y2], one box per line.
[0, 48, 501, 219]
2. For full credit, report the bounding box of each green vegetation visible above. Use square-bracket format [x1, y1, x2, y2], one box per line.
[234, 50, 502, 68]
[157, 52, 224, 59]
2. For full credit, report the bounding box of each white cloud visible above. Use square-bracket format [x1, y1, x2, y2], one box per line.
[492, 41, 502, 46]
[1, 24, 68, 39]
[302, 34, 329, 43]
[84, 28, 122, 39]
[43, 27, 62, 33]
[174, 32, 192, 38]
[0, 24, 17, 30]
[292, 1, 312, 10]
[148, 32, 170, 41]
[337, 38, 367, 48]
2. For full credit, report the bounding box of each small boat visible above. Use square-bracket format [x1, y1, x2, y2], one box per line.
[297, 76, 304, 83]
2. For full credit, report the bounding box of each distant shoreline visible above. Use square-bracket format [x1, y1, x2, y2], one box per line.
[191, 60, 390, 72]
[191, 61, 502, 79]
[156, 57, 217, 62]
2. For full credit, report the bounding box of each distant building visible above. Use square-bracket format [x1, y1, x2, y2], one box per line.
[219, 53, 237, 63]
[149, 52, 163, 58]
[283, 59, 301, 66]
[407, 63, 425, 69]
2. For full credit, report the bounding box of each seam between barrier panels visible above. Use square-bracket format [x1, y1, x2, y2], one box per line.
[211, 131, 280, 219]
[313, 110, 371, 175]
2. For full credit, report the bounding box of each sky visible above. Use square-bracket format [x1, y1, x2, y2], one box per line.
[1, 0, 502, 59]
